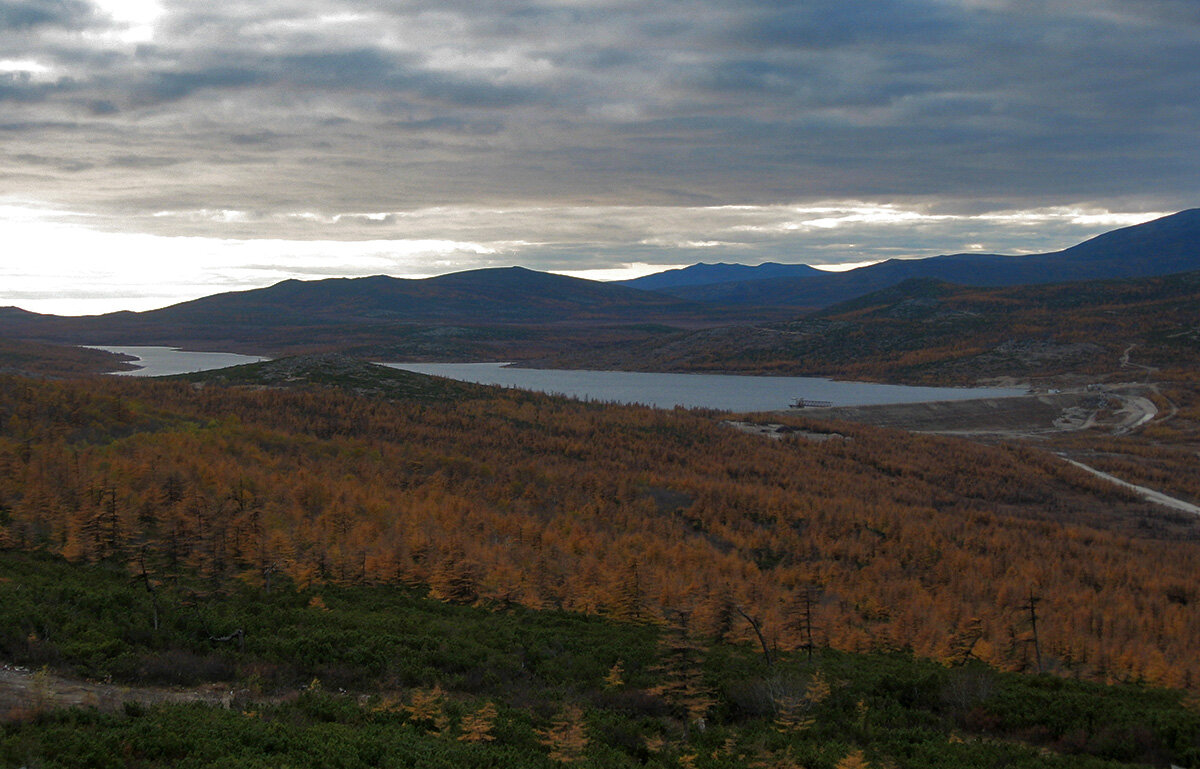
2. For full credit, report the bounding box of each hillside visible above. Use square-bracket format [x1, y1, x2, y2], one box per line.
[4, 372, 1200, 682]
[636, 209, 1200, 308]
[0, 267, 771, 358]
[153, 268, 698, 326]
[0, 338, 136, 377]
[4, 551, 1199, 768]
[534, 270, 1200, 385]
[4, 352, 1200, 765]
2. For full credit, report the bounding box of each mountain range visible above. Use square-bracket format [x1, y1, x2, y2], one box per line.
[620, 208, 1200, 307]
[0, 267, 770, 355]
[1, 209, 1198, 360]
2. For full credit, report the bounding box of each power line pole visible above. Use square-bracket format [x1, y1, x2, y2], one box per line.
[1022, 589, 1042, 673]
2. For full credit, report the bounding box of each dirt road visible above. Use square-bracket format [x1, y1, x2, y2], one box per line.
[1056, 457, 1200, 517]
[754, 384, 1200, 519]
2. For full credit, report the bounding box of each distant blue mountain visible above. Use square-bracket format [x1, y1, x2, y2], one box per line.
[626, 209, 1200, 307]
[617, 262, 825, 291]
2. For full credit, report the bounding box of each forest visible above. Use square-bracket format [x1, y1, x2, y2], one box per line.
[2, 358, 1200, 766]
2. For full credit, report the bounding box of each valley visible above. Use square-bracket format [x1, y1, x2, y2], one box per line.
[3, 366, 1200, 767]
[2, 210, 1200, 767]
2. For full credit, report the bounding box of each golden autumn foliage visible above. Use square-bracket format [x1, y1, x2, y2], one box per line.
[834, 749, 872, 769]
[457, 701, 498, 743]
[405, 686, 449, 734]
[538, 704, 589, 763]
[648, 621, 715, 724]
[603, 661, 625, 689]
[2, 374, 1200, 690]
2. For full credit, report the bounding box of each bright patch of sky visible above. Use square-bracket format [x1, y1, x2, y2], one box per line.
[90, 0, 164, 43]
[0, 200, 1169, 315]
[0, 203, 500, 314]
[1, 0, 1195, 314]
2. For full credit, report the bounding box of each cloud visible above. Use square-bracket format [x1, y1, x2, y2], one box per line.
[6, 2, 1196, 207]
[0, 196, 1174, 314]
[0, 0, 95, 30]
[0, 0, 1195, 312]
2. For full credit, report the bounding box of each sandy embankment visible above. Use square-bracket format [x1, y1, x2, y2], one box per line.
[779, 388, 1154, 438]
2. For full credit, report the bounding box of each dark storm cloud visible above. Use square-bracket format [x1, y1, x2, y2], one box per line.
[0, 72, 57, 102]
[120, 46, 541, 113]
[0, 0, 93, 30]
[108, 154, 183, 168]
[732, 0, 965, 49]
[136, 66, 262, 103]
[2, 0, 1198, 256]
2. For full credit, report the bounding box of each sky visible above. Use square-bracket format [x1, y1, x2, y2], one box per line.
[2, 0, 1197, 315]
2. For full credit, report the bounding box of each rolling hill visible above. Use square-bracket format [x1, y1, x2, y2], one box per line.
[151, 267, 701, 325]
[0, 338, 136, 377]
[0, 267, 776, 357]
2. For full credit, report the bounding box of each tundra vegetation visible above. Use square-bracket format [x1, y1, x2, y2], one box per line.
[1, 357, 1200, 766]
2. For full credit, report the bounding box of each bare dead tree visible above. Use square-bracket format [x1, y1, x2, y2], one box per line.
[735, 605, 774, 668]
[799, 587, 819, 662]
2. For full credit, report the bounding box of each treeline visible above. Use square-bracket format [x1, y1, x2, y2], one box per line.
[2, 374, 1199, 689]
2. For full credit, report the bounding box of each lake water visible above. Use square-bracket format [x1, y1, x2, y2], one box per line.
[383, 362, 1025, 412]
[88, 346, 266, 377]
[90, 346, 1024, 410]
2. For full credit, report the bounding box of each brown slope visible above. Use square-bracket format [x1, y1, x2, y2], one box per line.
[531, 271, 1200, 384]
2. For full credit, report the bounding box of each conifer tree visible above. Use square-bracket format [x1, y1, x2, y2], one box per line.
[429, 548, 479, 604]
[406, 686, 449, 733]
[648, 619, 715, 727]
[537, 704, 589, 763]
[613, 560, 644, 622]
[457, 702, 498, 743]
[603, 661, 625, 689]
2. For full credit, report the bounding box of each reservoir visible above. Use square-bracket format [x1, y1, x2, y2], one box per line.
[91, 347, 1025, 411]
[88, 346, 265, 377]
[383, 362, 1025, 412]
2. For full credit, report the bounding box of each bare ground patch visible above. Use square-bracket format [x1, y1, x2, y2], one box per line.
[0, 663, 263, 722]
[773, 387, 1154, 440]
